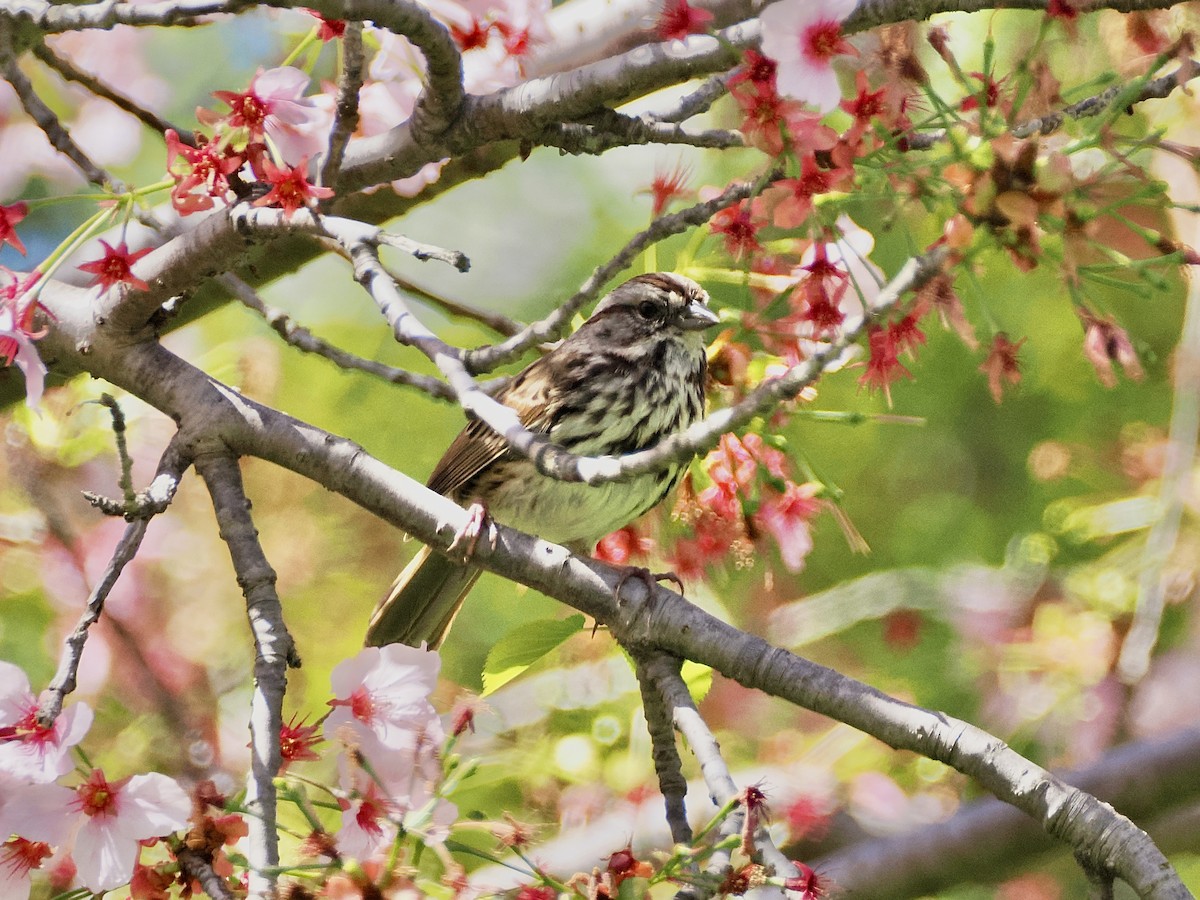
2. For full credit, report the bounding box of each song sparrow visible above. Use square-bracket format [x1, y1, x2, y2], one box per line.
[365, 272, 719, 648]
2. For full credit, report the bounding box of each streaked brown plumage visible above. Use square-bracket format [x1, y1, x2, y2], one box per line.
[365, 273, 718, 648]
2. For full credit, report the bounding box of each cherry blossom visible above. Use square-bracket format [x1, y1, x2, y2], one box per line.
[979, 332, 1026, 403]
[336, 726, 456, 858]
[858, 323, 914, 406]
[279, 714, 323, 772]
[0, 202, 28, 254]
[594, 525, 655, 565]
[253, 157, 334, 217]
[0, 776, 74, 848]
[0, 271, 48, 409]
[783, 861, 827, 899]
[326, 644, 444, 751]
[753, 481, 821, 572]
[641, 161, 693, 218]
[303, 9, 347, 40]
[656, 0, 714, 41]
[0, 837, 53, 900]
[759, 0, 858, 113]
[206, 67, 332, 166]
[707, 197, 761, 259]
[66, 768, 191, 893]
[0, 661, 92, 783]
[77, 240, 153, 292]
[165, 129, 244, 215]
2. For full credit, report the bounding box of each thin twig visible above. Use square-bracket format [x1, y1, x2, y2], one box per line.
[905, 58, 1200, 151]
[0, 28, 123, 191]
[33, 42, 196, 146]
[462, 177, 767, 375]
[651, 73, 733, 124]
[387, 268, 524, 337]
[220, 272, 463, 400]
[176, 846, 236, 900]
[320, 20, 364, 192]
[38, 438, 187, 725]
[539, 116, 744, 155]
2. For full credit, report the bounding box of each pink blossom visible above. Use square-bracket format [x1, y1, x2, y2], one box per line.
[0, 662, 92, 783]
[0, 202, 28, 254]
[753, 482, 820, 572]
[326, 645, 444, 751]
[0, 837, 52, 900]
[336, 725, 456, 857]
[759, 0, 858, 113]
[0, 776, 74, 846]
[67, 769, 191, 892]
[207, 67, 332, 165]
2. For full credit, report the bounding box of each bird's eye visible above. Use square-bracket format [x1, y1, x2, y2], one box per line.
[637, 299, 660, 319]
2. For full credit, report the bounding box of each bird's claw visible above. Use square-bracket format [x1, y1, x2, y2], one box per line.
[447, 501, 495, 564]
[613, 566, 685, 605]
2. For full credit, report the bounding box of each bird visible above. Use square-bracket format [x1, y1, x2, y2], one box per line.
[365, 272, 719, 649]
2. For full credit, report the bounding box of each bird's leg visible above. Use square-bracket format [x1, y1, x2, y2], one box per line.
[614, 566, 686, 603]
[447, 500, 496, 564]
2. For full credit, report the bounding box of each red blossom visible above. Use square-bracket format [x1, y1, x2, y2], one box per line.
[303, 9, 346, 40]
[515, 888, 557, 900]
[279, 714, 323, 770]
[883, 609, 923, 649]
[858, 324, 914, 406]
[496, 21, 533, 56]
[78, 240, 154, 292]
[709, 200, 762, 260]
[643, 161, 693, 218]
[594, 525, 655, 565]
[165, 129, 243, 215]
[656, 0, 714, 41]
[979, 332, 1025, 403]
[841, 70, 888, 123]
[889, 308, 927, 356]
[450, 17, 492, 51]
[961, 72, 1003, 111]
[741, 783, 771, 855]
[783, 862, 826, 899]
[76, 767, 130, 817]
[253, 157, 334, 216]
[1046, 0, 1078, 22]
[796, 244, 851, 336]
[728, 49, 777, 94]
[0, 202, 29, 255]
[769, 154, 850, 229]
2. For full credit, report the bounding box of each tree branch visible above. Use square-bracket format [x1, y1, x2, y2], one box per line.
[196, 452, 299, 900]
[632, 651, 694, 846]
[42, 332, 1186, 898]
[808, 727, 1200, 899]
[37, 436, 188, 725]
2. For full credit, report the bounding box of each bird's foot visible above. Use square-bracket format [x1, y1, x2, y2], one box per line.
[447, 501, 496, 564]
[613, 566, 685, 604]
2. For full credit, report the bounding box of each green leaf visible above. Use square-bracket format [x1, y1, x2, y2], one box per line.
[481, 614, 586, 696]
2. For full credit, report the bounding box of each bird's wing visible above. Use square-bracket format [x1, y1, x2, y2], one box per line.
[426, 356, 558, 499]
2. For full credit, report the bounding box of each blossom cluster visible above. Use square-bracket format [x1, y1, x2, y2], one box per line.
[0, 661, 191, 897]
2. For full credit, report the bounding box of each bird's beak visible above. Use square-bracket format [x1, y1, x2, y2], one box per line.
[676, 301, 720, 332]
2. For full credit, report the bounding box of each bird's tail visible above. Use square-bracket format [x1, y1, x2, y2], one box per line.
[365, 546, 482, 648]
